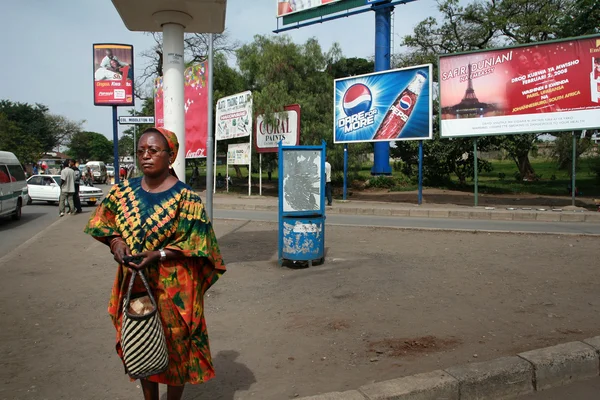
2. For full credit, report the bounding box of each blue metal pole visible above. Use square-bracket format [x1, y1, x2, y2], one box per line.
[418, 140, 423, 205]
[343, 144, 348, 200]
[371, 4, 393, 176]
[112, 106, 120, 184]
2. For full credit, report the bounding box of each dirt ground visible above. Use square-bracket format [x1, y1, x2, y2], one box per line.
[1, 217, 600, 399]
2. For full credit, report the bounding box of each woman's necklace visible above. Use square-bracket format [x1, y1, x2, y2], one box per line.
[142, 177, 166, 193]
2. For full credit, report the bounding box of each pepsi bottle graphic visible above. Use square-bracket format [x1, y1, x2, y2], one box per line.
[373, 71, 427, 140]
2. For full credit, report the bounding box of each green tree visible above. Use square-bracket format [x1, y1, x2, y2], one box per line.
[0, 100, 54, 158]
[68, 131, 113, 163]
[118, 135, 134, 160]
[45, 114, 84, 151]
[551, 133, 592, 175]
[235, 35, 370, 180]
[0, 113, 43, 163]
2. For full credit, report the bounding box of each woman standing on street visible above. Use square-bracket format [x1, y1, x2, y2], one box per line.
[84, 127, 226, 400]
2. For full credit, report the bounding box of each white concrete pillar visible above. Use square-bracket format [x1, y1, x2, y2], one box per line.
[161, 20, 186, 181]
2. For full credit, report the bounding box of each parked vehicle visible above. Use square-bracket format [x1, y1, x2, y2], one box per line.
[0, 151, 28, 220]
[106, 166, 115, 178]
[26, 175, 103, 206]
[86, 161, 107, 184]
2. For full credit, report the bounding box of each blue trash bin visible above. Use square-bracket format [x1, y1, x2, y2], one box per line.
[280, 215, 325, 266]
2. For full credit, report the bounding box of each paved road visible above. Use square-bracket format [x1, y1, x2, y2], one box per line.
[518, 377, 600, 399]
[0, 183, 110, 257]
[214, 209, 600, 235]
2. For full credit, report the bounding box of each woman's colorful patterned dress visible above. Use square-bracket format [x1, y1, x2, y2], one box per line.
[84, 177, 226, 385]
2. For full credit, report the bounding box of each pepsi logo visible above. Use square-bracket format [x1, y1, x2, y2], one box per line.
[343, 84, 372, 116]
[399, 95, 412, 110]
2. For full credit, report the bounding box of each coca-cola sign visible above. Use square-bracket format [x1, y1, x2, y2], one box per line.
[254, 104, 301, 153]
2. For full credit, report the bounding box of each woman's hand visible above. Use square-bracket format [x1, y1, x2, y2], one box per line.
[126, 250, 161, 271]
[110, 237, 131, 264]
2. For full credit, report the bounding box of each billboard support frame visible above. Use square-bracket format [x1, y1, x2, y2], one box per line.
[473, 138, 478, 207]
[112, 106, 121, 185]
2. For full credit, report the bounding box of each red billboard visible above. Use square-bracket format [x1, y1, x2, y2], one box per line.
[439, 35, 600, 137]
[154, 62, 208, 158]
[93, 43, 134, 106]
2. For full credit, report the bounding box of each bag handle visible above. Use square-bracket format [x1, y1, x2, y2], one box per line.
[123, 270, 158, 318]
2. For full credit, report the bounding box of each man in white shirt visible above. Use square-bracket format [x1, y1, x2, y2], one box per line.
[59, 159, 76, 216]
[325, 156, 332, 206]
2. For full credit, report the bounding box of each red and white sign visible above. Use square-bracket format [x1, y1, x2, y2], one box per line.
[439, 35, 600, 137]
[93, 44, 134, 106]
[154, 62, 208, 158]
[277, 0, 341, 17]
[254, 105, 301, 153]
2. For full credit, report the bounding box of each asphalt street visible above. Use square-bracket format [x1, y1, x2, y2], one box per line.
[214, 209, 600, 235]
[0, 183, 110, 257]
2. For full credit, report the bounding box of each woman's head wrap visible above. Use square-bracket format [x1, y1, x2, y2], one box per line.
[153, 127, 179, 157]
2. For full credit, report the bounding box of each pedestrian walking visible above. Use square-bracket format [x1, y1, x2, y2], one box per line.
[84, 127, 226, 400]
[59, 160, 76, 216]
[325, 156, 332, 206]
[70, 160, 83, 214]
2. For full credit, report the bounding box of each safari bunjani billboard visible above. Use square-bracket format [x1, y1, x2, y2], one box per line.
[277, 0, 341, 17]
[439, 34, 600, 137]
[333, 64, 433, 143]
[93, 43, 134, 106]
[154, 62, 208, 158]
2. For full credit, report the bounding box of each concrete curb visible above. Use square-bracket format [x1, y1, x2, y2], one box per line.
[298, 337, 600, 400]
[213, 203, 600, 223]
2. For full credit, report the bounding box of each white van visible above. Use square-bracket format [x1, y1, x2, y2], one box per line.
[0, 151, 28, 220]
[86, 161, 108, 184]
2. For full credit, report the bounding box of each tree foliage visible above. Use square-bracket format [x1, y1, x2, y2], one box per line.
[68, 131, 113, 163]
[0, 100, 54, 162]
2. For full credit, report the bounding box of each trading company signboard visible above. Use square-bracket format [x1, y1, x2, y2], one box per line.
[216, 91, 253, 140]
[277, 0, 342, 17]
[227, 143, 251, 165]
[93, 43, 134, 106]
[255, 104, 301, 153]
[333, 64, 433, 143]
[439, 34, 600, 138]
[154, 62, 209, 158]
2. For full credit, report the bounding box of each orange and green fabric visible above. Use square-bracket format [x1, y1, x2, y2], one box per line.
[84, 177, 226, 385]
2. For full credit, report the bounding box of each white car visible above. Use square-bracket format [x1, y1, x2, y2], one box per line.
[106, 166, 115, 178]
[26, 175, 103, 206]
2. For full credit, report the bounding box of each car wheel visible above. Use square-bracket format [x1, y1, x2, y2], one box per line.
[11, 199, 22, 221]
[87, 201, 97, 206]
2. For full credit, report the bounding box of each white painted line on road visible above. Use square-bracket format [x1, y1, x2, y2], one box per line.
[0, 216, 68, 266]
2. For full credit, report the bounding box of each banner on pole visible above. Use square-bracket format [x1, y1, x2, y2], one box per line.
[93, 43, 134, 106]
[439, 34, 600, 138]
[255, 104, 301, 153]
[333, 64, 433, 143]
[154, 62, 208, 158]
[215, 91, 253, 140]
[227, 143, 251, 165]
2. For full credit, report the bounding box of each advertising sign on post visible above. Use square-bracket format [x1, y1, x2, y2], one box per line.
[154, 62, 208, 158]
[93, 43, 134, 106]
[227, 143, 251, 165]
[277, 0, 341, 17]
[333, 64, 433, 143]
[255, 105, 301, 153]
[215, 91, 253, 140]
[439, 34, 600, 137]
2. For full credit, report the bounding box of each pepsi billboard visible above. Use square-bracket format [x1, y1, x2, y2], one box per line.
[333, 64, 433, 143]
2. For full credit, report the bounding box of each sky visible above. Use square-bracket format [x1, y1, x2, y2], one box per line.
[1, 0, 442, 140]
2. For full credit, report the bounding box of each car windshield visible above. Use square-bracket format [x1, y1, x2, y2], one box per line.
[52, 176, 61, 185]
